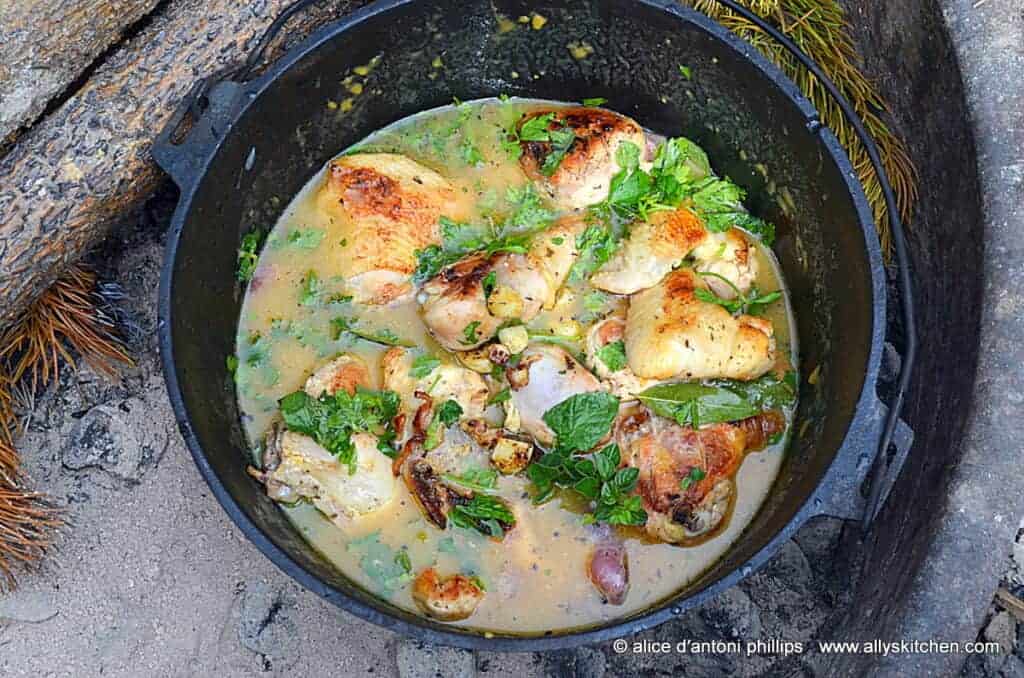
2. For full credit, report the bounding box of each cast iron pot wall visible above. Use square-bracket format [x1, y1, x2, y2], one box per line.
[160, 0, 883, 649]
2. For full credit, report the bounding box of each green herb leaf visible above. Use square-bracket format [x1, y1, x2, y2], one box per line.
[436, 399, 464, 426]
[410, 354, 441, 379]
[460, 137, 484, 166]
[346, 531, 414, 595]
[461, 321, 481, 345]
[637, 382, 759, 428]
[542, 392, 620, 454]
[299, 270, 321, 306]
[596, 340, 627, 372]
[278, 387, 400, 473]
[695, 274, 782, 316]
[482, 270, 497, 298]
[448, 495, 516, 539]
[442, 467, 499, 493]
[680, 466, 707, 491]
[237, 229, 264, 282]
[582, 97, 608, 106]
[287, 228, 325, 249]
[679, 64, 692, 80]
[487, 388, 511, 406]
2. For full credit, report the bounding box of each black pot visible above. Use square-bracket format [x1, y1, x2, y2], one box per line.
[153, 0, 909, 650]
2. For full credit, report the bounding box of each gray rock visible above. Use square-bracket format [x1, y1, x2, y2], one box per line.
[792, 517, 844, 572]
[61, 397, 167, 483]
[985, 611, 1017, 655]
[742, 541, 827, 643]
[0, 590, 58, 624]
[396, 638, 476, 678]
[699, 586, 762, 640]
[236, 581, 299, 671]
[1002, 654, 1024, 678]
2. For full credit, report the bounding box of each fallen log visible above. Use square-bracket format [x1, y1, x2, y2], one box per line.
[0, 0, 364, 333]
[0, 0, 162, 147]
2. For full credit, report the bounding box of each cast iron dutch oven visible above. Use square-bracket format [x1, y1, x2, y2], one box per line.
[153, 0, 914, 649]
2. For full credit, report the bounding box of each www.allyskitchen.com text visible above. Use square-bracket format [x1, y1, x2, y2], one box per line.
[611, 637, 1004, 657]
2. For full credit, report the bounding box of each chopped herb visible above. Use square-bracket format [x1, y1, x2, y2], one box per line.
[226, 355, 239, 374]
[582, 97, 608, 106]
[526, 444, 646, 526]
[694, 273, 782, 316]
[581, 289, 610, 321]
[442, 467, 499, 493]
[299, 270, 321, 306]
[542, 392, 620, 454]
[482, 270, 497, 298]
[279, 387, 400, 474]
[438, 536, 457, 553]
[569, 223, 620, 282]
[487, 388, 511, 406]
[424, 399, 463, 451]
[436, 399, 464, 426]
[346, 531, 414, 595]
[679, 64, 692, 80]
[332, 317, 414, 347]
[505, 112, 577, 176]
[504, 184, 555, 232]
[596, 340, 627, 372]
[287, 227, 325, 249]
[410, 354, 441, 379]
[460, 137, 484, 166]
[680, 466, 707, 491]
[461, 321, 481, 345]
[550, 236, 565, 245]
[449, 495, 516, 539]
[236, 229, 264, 282]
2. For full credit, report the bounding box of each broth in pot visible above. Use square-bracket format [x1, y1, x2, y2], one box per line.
[235, 98, 797, 634]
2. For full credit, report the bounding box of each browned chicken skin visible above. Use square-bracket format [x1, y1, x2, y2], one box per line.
[315, 153, 468, 304]
[519, 107, 647, 210]
[616, 405, 785, 543]
[411, 568, 485, 621]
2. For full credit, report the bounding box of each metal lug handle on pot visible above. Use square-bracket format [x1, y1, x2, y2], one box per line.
[708, 0, 918, 529]
[152, 0, 325, 188]
[812, 397, 915, 523]
[151, 78, 247, 189]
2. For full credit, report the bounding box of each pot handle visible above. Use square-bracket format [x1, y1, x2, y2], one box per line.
[152, 0, 323, 188]
[708, 0, 918, 529]
[151, 78, 246, 190]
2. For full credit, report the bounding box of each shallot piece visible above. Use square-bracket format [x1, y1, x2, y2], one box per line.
[587, 540, 630, 605]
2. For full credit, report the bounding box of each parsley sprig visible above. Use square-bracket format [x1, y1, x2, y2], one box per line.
[694, 272, 782, 316]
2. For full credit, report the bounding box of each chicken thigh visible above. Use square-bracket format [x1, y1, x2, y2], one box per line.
[616, 404, 784, 543]
[625, 268, 775, 381]
[518, 107, 647, 210]
[315, 152, 467, 304]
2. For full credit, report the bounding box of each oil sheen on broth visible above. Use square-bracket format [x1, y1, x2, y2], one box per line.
[235, 98, 797, 634]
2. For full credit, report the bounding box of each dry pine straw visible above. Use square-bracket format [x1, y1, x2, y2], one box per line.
[685, 0, 918, 256]
[0, 266, 131, 590]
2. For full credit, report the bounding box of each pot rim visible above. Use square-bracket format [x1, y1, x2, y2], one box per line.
[158, 0, 885, 651]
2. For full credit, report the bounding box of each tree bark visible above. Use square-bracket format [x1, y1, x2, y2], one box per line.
[0, 0, 163, 147]
[0, 0, 364, 332]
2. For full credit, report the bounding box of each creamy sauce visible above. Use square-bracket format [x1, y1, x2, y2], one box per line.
[235, 98, 797, 634]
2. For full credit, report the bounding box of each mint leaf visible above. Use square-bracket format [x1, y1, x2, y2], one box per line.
[542, 392, 620, 453]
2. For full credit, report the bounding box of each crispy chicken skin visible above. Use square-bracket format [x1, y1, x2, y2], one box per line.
[507, 344, 605, 447]
[315, 153, 467, 304]
[519, 107, 647, 210]
[412, 568, 485, 621]
[616, 405, 785, 543]
[625, 268, 775, 381]
[592, 208, 707, 294]
[381, 347, 489, 420]
[420, 215, 585, 351]
[303, 354, 373, 397]
[591, 207, 759, 296]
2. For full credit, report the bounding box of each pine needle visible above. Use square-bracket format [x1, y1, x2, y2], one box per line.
[683, 0, 918, 256]
[0, 264, 133, 590]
